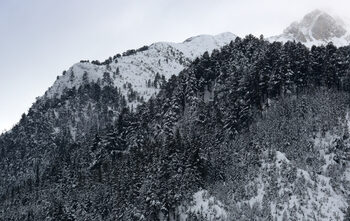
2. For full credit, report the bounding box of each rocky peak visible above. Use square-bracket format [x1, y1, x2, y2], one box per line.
[270, 10, 350, 47]
[284, 10, 347, 42]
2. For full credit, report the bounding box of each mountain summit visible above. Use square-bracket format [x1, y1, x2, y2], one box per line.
[270, 10, 350, 47]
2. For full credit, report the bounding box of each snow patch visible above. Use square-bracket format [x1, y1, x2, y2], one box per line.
[179, 190, 227, 221]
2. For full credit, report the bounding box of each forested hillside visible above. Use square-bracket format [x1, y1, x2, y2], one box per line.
[1, 35, 350, 220]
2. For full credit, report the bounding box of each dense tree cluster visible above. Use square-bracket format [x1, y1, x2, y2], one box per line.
[88, 45, 150, 66]
[2, 36, 350, 220]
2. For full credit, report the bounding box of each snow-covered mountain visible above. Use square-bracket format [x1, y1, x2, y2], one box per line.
[45, 32, 236, 108]
[269, 10, 350, 47]
[36, 10, 350, 110]
[4, 21, 350, 220]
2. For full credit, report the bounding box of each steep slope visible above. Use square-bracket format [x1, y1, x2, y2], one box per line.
[269, 10, 350, 47]
[0, 32, 236, 220]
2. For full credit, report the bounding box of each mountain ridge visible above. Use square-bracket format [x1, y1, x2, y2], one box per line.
[32, 10, 350, 118]
[44, 32, 237, 108]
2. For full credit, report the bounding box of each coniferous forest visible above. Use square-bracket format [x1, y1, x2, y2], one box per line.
[2, 36, 350, 220]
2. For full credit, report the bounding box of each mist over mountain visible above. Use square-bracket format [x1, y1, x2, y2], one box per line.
[1, 10, 350, 221]
[269, 9, 350, 47]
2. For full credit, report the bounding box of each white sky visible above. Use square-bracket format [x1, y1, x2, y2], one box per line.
[1, 0, 350, 132]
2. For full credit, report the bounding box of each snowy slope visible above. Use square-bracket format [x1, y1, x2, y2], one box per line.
[246, 149, 348, 220]
[230, 115, 350, 221]
[269, 10, 350, 47]
[44, 32, 236, 108]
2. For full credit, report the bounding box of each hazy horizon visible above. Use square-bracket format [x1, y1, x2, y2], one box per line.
[1, 0, 350, 132]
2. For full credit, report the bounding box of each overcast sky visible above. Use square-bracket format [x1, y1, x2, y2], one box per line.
[1, 0, 350, 132]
